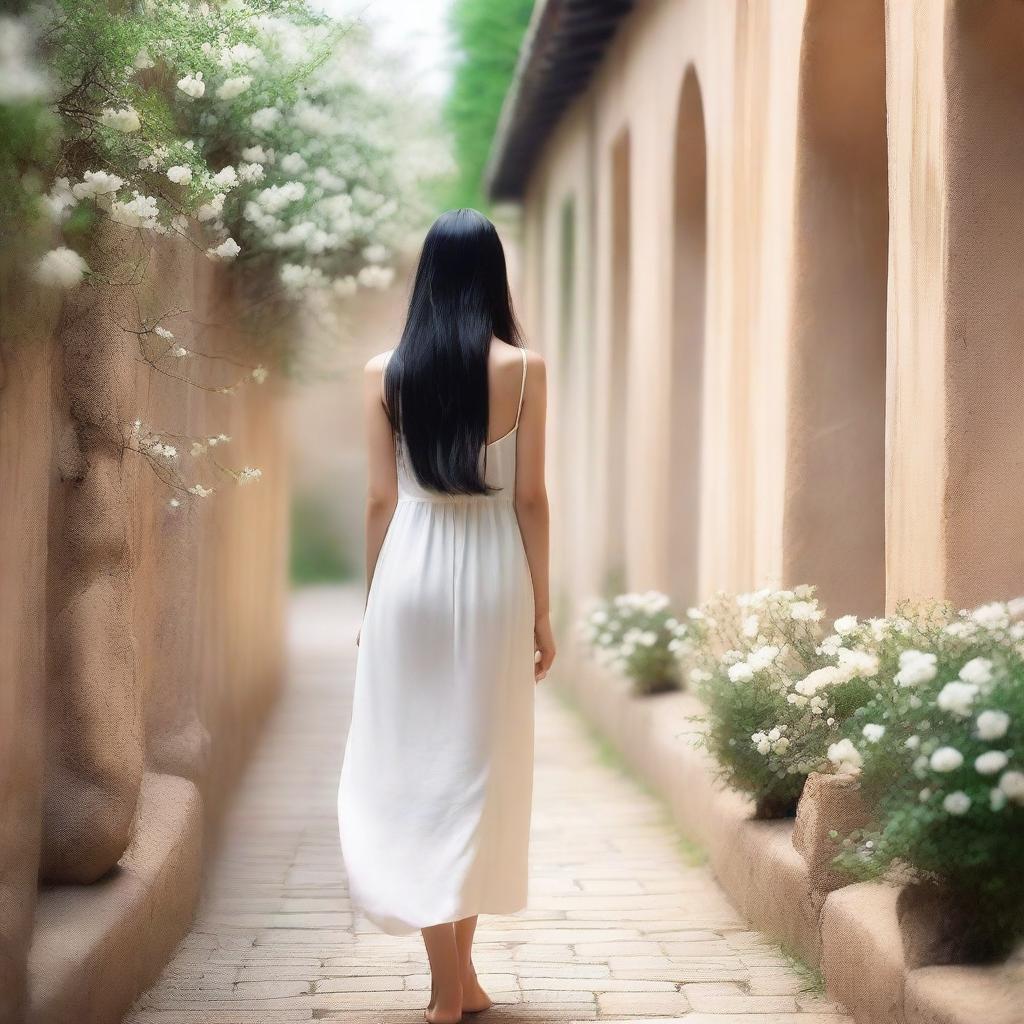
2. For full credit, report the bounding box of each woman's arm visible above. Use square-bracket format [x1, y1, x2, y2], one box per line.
[362, 353, 398, 607]
[514, 351, 555, 681]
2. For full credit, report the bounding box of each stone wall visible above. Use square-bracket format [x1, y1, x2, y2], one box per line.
[0, 233, 289, 1024]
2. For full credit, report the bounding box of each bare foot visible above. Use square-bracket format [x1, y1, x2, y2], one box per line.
[462, 970, 492, 1014]
[424, 984, 462, 1024]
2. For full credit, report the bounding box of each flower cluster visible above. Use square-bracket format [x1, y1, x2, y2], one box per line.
[18, 0, 443, 304]
[830, 598, 1024, 957]
[579, 592, 685, 696]
[685, 587, 882, 817]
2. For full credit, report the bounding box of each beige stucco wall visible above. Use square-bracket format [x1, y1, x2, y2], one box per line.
[516, 0, 1024, 624]
[0, 234, 289, 1023]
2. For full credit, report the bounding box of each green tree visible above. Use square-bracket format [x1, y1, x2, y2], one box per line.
[443, 0, 534, 211]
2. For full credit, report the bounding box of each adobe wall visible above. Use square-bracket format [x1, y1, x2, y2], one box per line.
[0, 230, 289, 1023]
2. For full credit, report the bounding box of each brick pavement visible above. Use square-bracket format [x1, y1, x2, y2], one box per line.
[127, 586, 850, 1023]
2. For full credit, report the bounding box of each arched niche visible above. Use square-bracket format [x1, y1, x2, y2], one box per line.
[667, 67, 707, 608]
[785, 0, 888, 617]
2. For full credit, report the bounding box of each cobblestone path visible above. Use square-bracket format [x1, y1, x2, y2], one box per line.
[128, 587, 850, 1023]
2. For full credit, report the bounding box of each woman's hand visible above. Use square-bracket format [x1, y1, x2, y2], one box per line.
[534, 614, 556, 683]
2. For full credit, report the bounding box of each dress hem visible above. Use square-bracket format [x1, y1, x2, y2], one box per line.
[357, 898, 529, 937]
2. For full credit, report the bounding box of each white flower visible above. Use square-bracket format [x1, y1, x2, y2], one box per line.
[168, 497, 180, 509]
[742, 615, 759, 639]
[689, 668, 711, 685]
[895, 650, 938, 687]
[241, 145, 270, 164]
[35, 247, 88, 288]
[837, 648, 880, 679]
[795, 666, 843, 696]
[990, 788, 1008, 811]
[212, 165, 239, 190]
[971, 602, 1009, 630]
[357, 264, 394, 289]
[975, 751, 1009, 776]
[936, 681, 978, 718]
[834, 615, 859, 636]
[177, 72, 205, 98]
[280, 152, 307, 175]
[99, 106, 141, 132]
[728, 662, 754, 683]
[254, 181, 305, 212]
[944, 620, 979, 640]
[332, 275, 357, 297]
[170, 346, 189, 358]
[790, 600, 823, 622]
[1008, 596, 1024, 620]
[111, 192, 159, 229]
[251, 106, 281, 131]
[238, 162, 265, 184]
[929, 746, 964, 773]
[188, 484, 213, 498]
[197, 193, 225, 221]
[999, 770, 1024, 804]
[748, 645, 779, 671]
[207, 237, 241, 261]
[958, 657, 994, 687]
[905, 735, 920, 750]
[862, 724, 885, 743]
[919, 788, 931, 802]
[828, 738, 863, 775]
[251, 365, 268, 384]
[943, 791, 971, 816]
[72, 169, 123, 200]
[154, 326, 174, 339]
[237, 466, 262, 484]
[167, 165, 193, 185]
[976, 709, 1010, 741]
[216, 75, 252, 100]
[773, 736, 790, 754]
[280, 263, 326, 292]
[43, 177, 76, 221]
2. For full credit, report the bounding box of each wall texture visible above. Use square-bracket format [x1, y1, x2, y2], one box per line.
[513, 0, 1024, 622]
[0, 231, 289, 1023]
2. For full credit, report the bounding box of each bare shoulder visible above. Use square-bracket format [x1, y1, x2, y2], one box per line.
[363, 349, 394, 378]
[523, 347, 546, 386]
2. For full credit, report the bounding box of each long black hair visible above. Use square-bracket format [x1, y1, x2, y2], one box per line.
[385, 208, 523, 495]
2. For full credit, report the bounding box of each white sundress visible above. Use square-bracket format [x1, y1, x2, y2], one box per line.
[338, 348, 536, 935]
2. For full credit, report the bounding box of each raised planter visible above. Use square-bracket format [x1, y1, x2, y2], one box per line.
[555, 650, 1024, 1024]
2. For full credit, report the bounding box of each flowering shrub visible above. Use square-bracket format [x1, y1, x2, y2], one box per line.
[8, 0, 442, 302]
[832, 598, 1024, 959]
[687, 587, 881, 817]
[580, 592, 685, 696]
[3, 0, 446, 506]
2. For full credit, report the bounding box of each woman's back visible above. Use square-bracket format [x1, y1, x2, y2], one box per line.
[338, 209, 552, 1022]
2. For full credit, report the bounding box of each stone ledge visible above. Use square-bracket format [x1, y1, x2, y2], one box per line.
[28, 772, 202, 1024]
[556, 655, 1023, 1024]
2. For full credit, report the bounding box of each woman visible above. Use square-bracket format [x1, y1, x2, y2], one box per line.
[338, 209, 555, 1024]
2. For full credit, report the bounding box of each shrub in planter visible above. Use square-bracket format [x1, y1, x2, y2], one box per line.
[580, 592, 685, 696]
[688, 587, 882, 818]
[833, 599, 1024, 962]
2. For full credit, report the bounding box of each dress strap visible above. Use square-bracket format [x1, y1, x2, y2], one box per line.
[513, 347, 528, 429]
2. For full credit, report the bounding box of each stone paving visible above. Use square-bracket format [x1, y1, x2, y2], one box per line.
[128, 586, 851, 1023]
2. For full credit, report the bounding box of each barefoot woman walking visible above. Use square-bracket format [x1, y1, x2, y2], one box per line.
[338, 209, 555, 1023]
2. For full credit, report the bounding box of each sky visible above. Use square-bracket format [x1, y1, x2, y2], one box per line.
[310, 0, 456, 97]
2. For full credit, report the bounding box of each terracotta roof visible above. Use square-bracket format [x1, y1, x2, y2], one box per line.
[485, 0, 634, 200]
